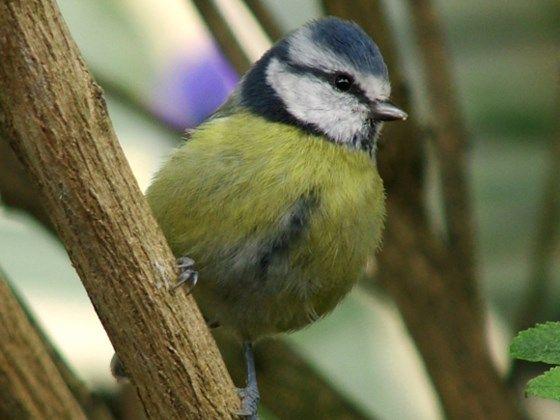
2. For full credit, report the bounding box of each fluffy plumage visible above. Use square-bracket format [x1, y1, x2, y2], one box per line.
[143, 17, 404, 344]
[129, 18, 407, 417]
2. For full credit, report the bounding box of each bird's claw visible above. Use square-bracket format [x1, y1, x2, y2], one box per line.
[235, 386, 260, 419]
[172, 256, 198, 294]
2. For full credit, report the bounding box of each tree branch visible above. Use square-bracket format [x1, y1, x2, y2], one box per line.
[378, 206, 523, 419]
[0, 269, 87, 419]
[191, 0, 252, 74]
[0, 1, 239, 418]
[406, 0, 479, 303]
[322, 1, 523, 418]
[241, 0, 283, 42]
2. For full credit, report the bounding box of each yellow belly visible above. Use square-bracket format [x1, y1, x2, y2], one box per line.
[147, 113, 385, 339]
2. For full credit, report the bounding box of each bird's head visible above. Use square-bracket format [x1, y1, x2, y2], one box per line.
[239, 17, 407, 155]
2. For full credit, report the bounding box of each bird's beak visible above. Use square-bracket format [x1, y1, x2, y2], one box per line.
[371, 100, 408, 122]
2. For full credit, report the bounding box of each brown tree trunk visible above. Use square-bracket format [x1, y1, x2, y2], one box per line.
[0, 270, 87, 419]
[0, 1, 239, 418]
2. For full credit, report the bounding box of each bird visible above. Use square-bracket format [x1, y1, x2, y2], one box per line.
[113, 17, 406, 418]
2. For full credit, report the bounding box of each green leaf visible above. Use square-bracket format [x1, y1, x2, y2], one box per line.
[510, 322, 560, 364]
[526, 367, 560, 401]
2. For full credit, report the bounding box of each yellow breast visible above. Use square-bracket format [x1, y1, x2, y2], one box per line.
[147, 112, 385, 337]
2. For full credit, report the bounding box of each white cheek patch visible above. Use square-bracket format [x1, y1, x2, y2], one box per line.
[287, 27, 391, 100]
[266, 58, 370, 145]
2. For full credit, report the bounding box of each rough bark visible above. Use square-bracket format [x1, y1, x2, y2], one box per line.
[322, 1, 523, 418]
[0, 269, 87, 419]
[0, 1, 239, 419]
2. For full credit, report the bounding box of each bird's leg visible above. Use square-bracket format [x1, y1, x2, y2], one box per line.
[173, 256, 198, 294]
[236, 341, 260, 419]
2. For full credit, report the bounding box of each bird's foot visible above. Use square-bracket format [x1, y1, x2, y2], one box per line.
[110, 353, 129, 382]
[172, 256, 198, 294]
[236, 385, 260, 419]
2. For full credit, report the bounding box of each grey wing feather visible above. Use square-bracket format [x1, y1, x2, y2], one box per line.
[256, 192, 317, 276]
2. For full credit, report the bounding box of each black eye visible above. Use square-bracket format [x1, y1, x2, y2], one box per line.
[333, 73, 354, 91]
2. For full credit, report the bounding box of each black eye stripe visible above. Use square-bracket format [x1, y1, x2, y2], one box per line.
[286, 62, 371, 105]
[333, 72, 353, 91]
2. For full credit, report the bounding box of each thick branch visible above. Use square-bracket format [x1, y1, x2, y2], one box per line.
[0, 1, 239, 418]
[191, 0, 252, 74]
[406, 0, 479, 301]
[0, 269, 86, 419]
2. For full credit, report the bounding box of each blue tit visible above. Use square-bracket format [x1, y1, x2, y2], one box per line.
[116, 17, 406, 417]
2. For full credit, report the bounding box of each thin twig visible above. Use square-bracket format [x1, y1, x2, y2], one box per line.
[191, 0, 252, 74]
[241, 0, 284, 42]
